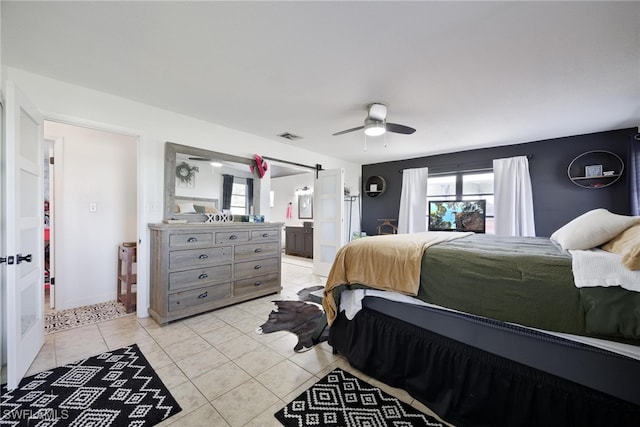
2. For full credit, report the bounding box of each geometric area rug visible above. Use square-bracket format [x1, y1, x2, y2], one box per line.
[0, 344, 181, 426]
[45, 300, 131, 335]
[274, 368, 444, 426]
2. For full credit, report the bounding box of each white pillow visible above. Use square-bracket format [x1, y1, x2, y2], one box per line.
[178, 202, 196, 214]
[550, 208, 640, 250]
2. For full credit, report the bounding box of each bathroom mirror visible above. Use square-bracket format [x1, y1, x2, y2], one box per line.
[164, 142, 261, 221]
[298, 194, 313, 219]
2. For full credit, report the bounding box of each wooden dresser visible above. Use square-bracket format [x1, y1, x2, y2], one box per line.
[148, 222, 283, 325]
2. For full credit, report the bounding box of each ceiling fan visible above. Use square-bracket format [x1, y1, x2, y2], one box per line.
[333, 103, 416, 137]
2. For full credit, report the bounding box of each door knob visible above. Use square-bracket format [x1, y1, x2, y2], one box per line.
[16, 254, 32, 264]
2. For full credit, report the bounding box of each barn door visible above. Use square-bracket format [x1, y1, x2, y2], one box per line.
[312, 168, 344, 276]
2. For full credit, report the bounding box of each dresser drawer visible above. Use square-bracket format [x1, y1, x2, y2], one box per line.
[234, 242, 280, 261]
[168, 283, 231, 312]
[251, 229, 279, 242]
[215, 231, 249, 244]
[234, 257, 280, 279]
[169, 264, 232, 291]
[169, 246, 232, 269]
[234, 273, 280, 296]
[169, 232, 214, 248]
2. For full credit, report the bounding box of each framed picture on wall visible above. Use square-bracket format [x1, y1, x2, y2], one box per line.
[585, 164, 603, 178]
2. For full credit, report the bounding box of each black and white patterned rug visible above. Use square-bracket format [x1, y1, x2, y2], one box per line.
[45, 300, 131, 334]
[0, 344, 181, 426]
[275, 368, 444, 426]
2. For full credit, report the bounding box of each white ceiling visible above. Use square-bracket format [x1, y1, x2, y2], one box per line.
[3, 1, 639, 164]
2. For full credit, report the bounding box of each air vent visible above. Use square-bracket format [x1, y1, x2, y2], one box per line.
[278, 132, 303, 141]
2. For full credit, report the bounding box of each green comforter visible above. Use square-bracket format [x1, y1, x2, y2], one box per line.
[418, 234, 640, 343]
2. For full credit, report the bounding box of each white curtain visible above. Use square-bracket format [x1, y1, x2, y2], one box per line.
[397, 167, 429, 234]
[493, 156, 536, 236]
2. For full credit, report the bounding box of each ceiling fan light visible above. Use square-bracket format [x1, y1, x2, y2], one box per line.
[364, 121, 386, 137]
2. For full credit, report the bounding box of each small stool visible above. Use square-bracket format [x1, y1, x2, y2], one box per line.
[117, 242, 137, 313]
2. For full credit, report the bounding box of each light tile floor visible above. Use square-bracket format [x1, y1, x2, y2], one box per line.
[28, 255, 451, 427]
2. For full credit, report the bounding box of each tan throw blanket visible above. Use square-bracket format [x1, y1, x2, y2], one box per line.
[322, 231, 472, 325]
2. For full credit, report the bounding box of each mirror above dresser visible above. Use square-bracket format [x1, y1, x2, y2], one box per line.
[164, 142, 262, 221]
[154, 142, 282, 325]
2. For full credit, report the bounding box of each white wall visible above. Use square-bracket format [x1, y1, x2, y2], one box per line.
[6, 67, 361, 317]
[45, 121, 137, 309]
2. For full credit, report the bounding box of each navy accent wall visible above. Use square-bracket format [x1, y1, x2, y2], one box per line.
[361, 128, 637, 237]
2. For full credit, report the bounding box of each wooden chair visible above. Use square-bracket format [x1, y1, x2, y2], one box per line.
[377, 219, 398, 235]
[117, 242, 137, 313]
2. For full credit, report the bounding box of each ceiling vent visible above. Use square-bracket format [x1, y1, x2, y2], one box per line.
[278, 132, 303, 141]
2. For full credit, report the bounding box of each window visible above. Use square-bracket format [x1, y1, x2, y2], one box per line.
[427, 175, 456, 201]
[427, 171, 495, 234]
[230, 180, 248, 215]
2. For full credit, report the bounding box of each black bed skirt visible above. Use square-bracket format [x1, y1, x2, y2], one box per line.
[329, 307, 640, 427]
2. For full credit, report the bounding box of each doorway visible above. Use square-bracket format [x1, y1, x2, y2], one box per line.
[43, 121, 138, 314]
[44, 138, 54, 312]
[271, 168, 315, 259]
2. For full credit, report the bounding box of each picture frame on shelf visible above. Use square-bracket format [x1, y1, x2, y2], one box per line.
[585, 164, 603, 178]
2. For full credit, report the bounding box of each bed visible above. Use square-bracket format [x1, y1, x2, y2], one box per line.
[174, 196, 219, 215]
[322, 210, 640, 426]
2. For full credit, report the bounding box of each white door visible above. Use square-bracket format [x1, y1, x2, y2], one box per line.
[0, 94, 4, 382]
[313, 168, 345, 276]
[3, 81, 45, 390]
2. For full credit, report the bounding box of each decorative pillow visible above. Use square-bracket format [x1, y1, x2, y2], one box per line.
[550, 208, 640, 250]
[622, 242, 640, 270]
[205, 205, 219, 214]
[178, 202, 196, 214]
[193, 205, 206, 213]
[602, 224, 640, 270]
[601, 224, 640, 253]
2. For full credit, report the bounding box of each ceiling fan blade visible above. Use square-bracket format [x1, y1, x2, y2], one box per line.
[386, 123, 416, 135]
[188, 157, 213, 161]
[333, 125, 364, 136]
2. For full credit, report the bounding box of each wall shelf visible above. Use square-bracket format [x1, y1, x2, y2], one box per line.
[364, 176, 387, 197]
[567, 150, 624, 189]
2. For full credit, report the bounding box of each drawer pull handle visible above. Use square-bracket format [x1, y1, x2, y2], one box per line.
[254, 248, 262, 253]
[254, 264, 262, 270]
[199, 254, 209, 259]
[198, 273, 208, 279]
[229, 235, 237, 240]
[262, 233, 269, 238]
[187, 237, 198, 243]
[254, 281, 262, 286]
[198, 291, 208, 299]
